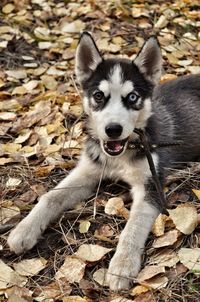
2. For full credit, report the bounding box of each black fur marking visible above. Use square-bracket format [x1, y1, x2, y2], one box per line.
[122, 95, 144, 110]
[85, 137, 102, 165]
[82, 59, 154, 111]
[90, 94, 110, 111]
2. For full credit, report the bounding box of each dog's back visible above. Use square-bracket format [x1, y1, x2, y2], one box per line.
[149, 74, 200, 166]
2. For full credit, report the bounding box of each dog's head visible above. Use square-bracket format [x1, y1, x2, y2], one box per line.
[75, 32, 162, 157]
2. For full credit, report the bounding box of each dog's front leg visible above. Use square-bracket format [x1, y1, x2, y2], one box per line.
[8, 154, 100, 254]
[107, 183, 160, 291]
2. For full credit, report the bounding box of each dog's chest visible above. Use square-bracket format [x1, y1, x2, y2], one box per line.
[104, 152, 154, 187]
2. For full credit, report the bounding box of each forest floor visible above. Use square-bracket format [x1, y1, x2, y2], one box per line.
[0, 0, 200, 301]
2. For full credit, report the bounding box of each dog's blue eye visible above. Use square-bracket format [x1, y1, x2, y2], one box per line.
[93, 91, 104, 102]
[128, 92, 139, 103]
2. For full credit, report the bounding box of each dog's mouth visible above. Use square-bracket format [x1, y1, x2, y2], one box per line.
[103, 138, 129, 156]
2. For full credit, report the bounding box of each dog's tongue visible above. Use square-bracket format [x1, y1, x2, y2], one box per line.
[106, 141, 123, 152]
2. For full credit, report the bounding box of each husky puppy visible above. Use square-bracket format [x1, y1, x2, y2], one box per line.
[8, 32, 200, 291]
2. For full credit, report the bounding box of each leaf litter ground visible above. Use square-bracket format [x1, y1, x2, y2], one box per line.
[0, 0, 200, 301]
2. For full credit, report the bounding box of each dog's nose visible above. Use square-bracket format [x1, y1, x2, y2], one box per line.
[105, 123, 123, 139]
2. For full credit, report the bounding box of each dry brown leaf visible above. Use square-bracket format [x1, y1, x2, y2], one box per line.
[0, 206, 20, 224]
[62, 296, 89, 302]
[93, 268, 108, 286]
[14, 258, 47, 277]
[5, 69, 27, 79]
[5, 286, 32, 302]
[134, 291, 154, 302]
[152, 229, 180, 248]
[168, 205, 198, 234]
[142, 275, 168, 289]
[35, 279, 71, 302]
[0, 112, 16, 121]
[151, 214, 168, 237]
[130, 285, 149, 296]
[0, 260, 27, 291]
[76, 244, 112, 262]
[149, 249, 179, 267]
[137, 265, 165, 282]
[41, 75, 58, 90]
[55, 256, 86, 283]
[178, 248, 200, 272]
[110, 297, 133, 302]
[94, 224, 114, 237]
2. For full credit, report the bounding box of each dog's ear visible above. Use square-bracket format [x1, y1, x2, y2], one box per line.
[134, 37, 162, 85]
[75, 32, 102, 84]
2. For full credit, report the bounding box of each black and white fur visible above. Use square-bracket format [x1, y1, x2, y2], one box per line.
[8, 32, 200, 291]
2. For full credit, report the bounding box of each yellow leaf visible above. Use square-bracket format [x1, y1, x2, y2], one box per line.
[151, 214, 168, 237]
[2, 3, 15, 14]
[192, 189, 200, 200]
[130, 285, 149, 296]
[79, 220, 91, 234]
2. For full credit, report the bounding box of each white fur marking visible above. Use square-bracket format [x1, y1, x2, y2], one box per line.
[99, 80, 109, 97]
[110, 65, 122, 87]
[121, 81, 134, 97]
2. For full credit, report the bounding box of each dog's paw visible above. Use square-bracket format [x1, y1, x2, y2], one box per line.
[107, 250, 141, 291]
[7, 220, 41, 254]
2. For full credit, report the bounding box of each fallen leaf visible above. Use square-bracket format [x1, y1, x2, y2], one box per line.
[155, 15, 168, 28]
[5, 69, 27, 79]
[168, 205, 198, 234]
[94, 224, 114, 237]
[6, 177, 21, 187]
[62, 296, 88, 302]
[35, 279, 71, 302]
[79, 220, 91, 234]
[134, 291, 154, 302]
[2, 3, 15, 14]
[152, 229, 180, 248]
[151, 214, 168, 237]
[192, 189, 200, 200]
[60, 20, 85, 33]
[41, 75, 58, 90]
[0, 112, 16, 121]
[0, 260, 27, 291]
[137, 266, 165, 282]
[0, 206, 20, 224]
[130, 285, 150, 296]
[14, 258, 47, 277]
[93, 268, 108, 286]
[105, 197, 129, 219]
[143, 275, 168, 289]
[149, 249, 179, 267]
[5, 286, 32, 302]
[76, 244, 112, 262]
[110, 297, 133, 302]
[178, 248, 200, 272]
[55, 256, 86, 283]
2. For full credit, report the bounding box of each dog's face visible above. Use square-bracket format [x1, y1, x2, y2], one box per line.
[75, 32, 162, 157]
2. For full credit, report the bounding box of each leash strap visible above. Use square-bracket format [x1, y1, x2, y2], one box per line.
[134, 128, 168, 214]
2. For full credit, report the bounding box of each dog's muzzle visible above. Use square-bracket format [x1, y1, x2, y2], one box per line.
[103, 137, 129, 156]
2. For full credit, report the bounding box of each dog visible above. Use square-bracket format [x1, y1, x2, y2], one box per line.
[8, 32, 200, 291]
